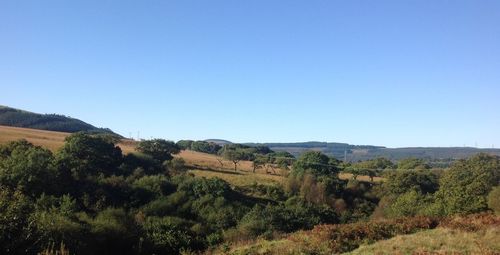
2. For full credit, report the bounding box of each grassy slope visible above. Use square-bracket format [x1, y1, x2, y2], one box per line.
[222, 214, 500, 255]
[0, 125, 136, 154]
[347, 227, 500, 255]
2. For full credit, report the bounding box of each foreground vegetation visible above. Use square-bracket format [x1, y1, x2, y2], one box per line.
[0, 132, 499, 254]
[227, 213, 500, 255]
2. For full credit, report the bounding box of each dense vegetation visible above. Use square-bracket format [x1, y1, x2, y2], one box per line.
[0, 134, 370, 254]
[0, 106, 120, 137]
[0, 133, 499, 254]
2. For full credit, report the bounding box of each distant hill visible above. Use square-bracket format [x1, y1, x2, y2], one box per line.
[246, 141, 500, 165]
[0, 105, 122, 137]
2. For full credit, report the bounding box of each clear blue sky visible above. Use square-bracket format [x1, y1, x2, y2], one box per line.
[1, 1, 499, 148]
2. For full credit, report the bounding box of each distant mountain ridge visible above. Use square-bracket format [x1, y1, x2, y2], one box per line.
[245, 141, 500, 165]
[0, 105, 122, 137]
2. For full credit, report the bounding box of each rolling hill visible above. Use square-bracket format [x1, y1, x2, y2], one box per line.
[0, 105, 122, 137]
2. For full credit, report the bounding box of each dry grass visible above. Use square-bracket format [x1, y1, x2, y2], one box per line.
[179, 150, 382, 184]
[217, 214, 500, 255]
[188, 169, 285, 188]
[346, 227, 500, 255]
[178, 150, 256, 172]
[0, 125, 136, 154]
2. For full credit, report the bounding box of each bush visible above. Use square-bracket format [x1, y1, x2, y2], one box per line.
[142, 216, 200, 254]
[0, 187, 35, 254]
[488, 186, 500, 215]
[299, 216, 440, 253]
[384, 190, 434, 217]
[86, 208, 140, 255]
[164, 158, 187, 174]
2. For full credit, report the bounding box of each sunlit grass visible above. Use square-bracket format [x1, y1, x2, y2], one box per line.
[0, 125, 136, 154]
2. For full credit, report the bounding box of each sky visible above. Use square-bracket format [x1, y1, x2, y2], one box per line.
[1, 0, 499, 148]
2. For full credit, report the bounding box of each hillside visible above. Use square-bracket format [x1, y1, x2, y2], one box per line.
[0, 105, 121, 137]
[0, 125, 136, 153]
[222, 214, 500, 255]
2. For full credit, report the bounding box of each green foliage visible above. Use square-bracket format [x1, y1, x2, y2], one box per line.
[163, 157, 187, 174]
[137, 139, 180, 162]
[236, 198, 337, 239]
[32, 195, 86, 253]
[176, 140, 194, 150]
[352, 157, 394, 170]
[142, 216, 198, 255]
[384, 190, 434, 217]
[132, 175, 174, 199]
[0, 140, 56, 196]
[56, 133, 123, 180]
[0, 187, 35, 254]
[86, 208, 140, 254]
[5, 135, 500, 255]
[176, 176, 232, 198]
[397, 157, 430, 170]
[488, 186, 500, 215]
[292, 151, 339, 177]
[434, 153, 500, 215]
[190, 141, 222, 154]
[120, 152, 161, 175]
[382, 170, 439, 195]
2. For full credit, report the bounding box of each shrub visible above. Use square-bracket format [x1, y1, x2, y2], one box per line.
[142, 216, 200, 254]
[86, 208, 140, 254]
[487, 186, 500, 215]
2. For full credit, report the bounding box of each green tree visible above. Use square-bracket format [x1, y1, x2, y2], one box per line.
[176, 140, 193, 150]
[56, 133, 123, 180]
[292, 151, 339, 177]
[0, 140, 56, 196]
[397, 157, 430, 170]
[137, 139, 180, 163]
[0, 187, 35, 254]
[219, 145, 255, 171]
[384, 190, 434, 217]
[382, 170, 439, 195]
[434, 153, 500, 215]
[190, 141, 222, 154]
